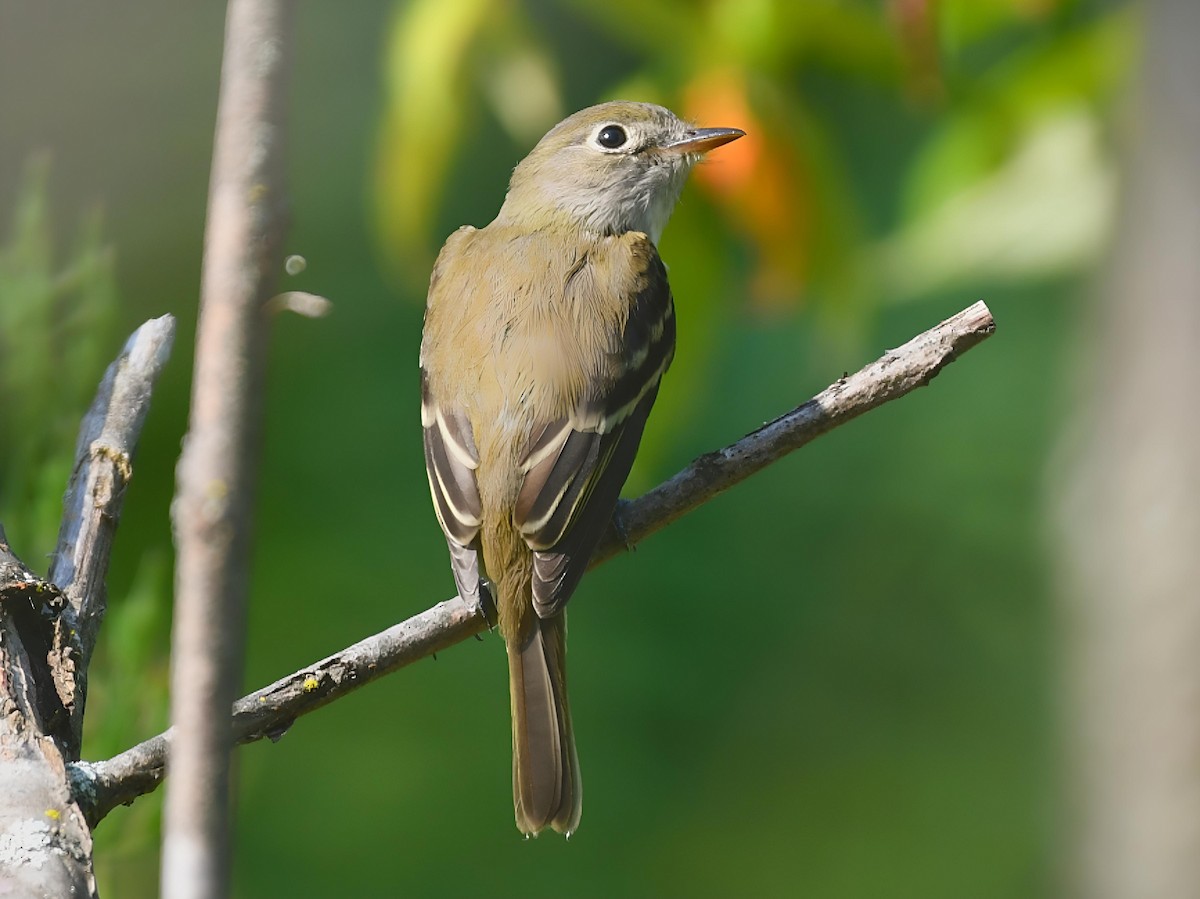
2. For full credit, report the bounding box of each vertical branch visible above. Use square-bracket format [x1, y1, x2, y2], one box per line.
[1057, 0, 1200, 896]
[162, 2, 293, 898]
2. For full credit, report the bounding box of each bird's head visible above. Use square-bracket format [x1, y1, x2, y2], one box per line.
[495, 101, 743, 244]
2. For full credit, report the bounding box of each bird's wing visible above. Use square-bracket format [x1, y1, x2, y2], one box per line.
[421, 368, 485, 609]
[514, 238, 675, 618]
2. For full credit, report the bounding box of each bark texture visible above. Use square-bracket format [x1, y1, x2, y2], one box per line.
[162, 1, 293, 897]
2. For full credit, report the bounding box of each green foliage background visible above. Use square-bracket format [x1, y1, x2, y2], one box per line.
[0, 1, 1131, 895]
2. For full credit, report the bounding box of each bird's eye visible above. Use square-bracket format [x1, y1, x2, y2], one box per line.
[596, 125, 627, 149]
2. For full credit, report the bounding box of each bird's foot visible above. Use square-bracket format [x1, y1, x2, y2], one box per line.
[477, 581, 499, 630]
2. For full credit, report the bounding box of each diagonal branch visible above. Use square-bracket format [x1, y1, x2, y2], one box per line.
[74, 299, 994, 825]
[593, 299, 995, 563]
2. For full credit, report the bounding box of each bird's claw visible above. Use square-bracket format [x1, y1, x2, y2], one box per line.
[477, 581, 499, 630]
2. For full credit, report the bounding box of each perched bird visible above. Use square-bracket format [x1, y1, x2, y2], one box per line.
[420, 101, 743, 836]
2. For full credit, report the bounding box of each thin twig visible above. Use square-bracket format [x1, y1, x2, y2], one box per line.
[48, 315, 176, 758]
[162, 2, 293, 897]
[77, 300, 995, 824]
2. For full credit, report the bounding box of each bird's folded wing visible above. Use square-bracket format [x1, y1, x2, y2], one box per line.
[421, 369, 485, 606]
[515, 246, 675, 617]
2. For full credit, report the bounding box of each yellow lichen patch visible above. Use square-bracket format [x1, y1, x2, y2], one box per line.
[45, 809, 60, 820]
[95, 444, 134, 479]
[302, 676, 319, 693]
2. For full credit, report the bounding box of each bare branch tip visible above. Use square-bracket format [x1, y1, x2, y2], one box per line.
[123, 314, 177, 371]
[962, 300, 995, 333]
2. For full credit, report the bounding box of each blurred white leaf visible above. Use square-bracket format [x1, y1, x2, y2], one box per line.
[877, 108, 1116, 299]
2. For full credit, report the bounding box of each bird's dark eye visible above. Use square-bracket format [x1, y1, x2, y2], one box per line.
[597, 125, 627, 149]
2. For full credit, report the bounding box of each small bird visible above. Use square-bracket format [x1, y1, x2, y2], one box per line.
[420, 101, 743, 836]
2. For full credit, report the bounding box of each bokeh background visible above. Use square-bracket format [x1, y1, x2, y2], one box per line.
[0, 0, 1141, 896]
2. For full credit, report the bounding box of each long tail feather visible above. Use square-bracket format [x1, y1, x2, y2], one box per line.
[507, 614, 581, 836]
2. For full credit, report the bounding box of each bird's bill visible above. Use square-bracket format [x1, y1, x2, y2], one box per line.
[661, 127, 746, 155]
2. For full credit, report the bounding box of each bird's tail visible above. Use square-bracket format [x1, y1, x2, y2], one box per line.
[506, 612, 581, 836]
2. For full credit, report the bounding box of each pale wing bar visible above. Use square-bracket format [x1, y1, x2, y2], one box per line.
[421, 369, 485, 607]
[514, 250, 676, 618]
[530, 388, 659, 617]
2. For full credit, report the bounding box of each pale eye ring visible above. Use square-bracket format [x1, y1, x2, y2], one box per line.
[596, 124, 627, 149]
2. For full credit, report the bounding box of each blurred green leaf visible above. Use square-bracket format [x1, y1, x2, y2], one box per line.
[374, 0, 496, 279]
[374, 0, 568, 284]
[878, 9, 1131, 299]
[879, 107, 1114, 297]
[906, 9, 1132, 218]
[554, 0, 700, 56]
[939, 0, 1078, 52]
[776, 0, 903, 80]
